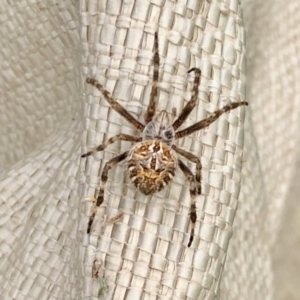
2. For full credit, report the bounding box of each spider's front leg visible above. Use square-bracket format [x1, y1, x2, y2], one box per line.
[144, 32, 159, 123]
[175, 101, 248, 139]
[81, 134, 142, 158]
[178, 159, 198, 247]
[87, 151, 129, 234]
[86, 78, 144, 131]
[172, 68, 201, 130]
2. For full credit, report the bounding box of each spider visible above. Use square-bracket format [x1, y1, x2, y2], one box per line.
[82, 32, 248, 247]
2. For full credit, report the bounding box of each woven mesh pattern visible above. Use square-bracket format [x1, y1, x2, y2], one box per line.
[81, 1, 246, 299]
[224, 1, 300, 299]
[3, 0, 299, 299]
[0, 1, 82, 299]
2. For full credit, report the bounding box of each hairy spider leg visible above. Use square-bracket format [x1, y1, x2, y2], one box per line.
[81, 134, 142, 158]
[178, 159, 198, 247]
[86, 78, 144, 131]
[172, 145, 202, 195]
[172, 68, 201, 130]
[87, 151, 129, 233]
[175, 101, 248, 139]
[144, 32, 160, 123]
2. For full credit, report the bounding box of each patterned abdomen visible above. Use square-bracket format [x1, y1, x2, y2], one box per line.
[126, 140, 177, 195]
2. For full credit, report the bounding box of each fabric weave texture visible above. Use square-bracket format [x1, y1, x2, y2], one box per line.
[1, 0, 298, 299]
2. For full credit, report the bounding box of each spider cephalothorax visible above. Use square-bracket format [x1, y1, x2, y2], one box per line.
[142, 110, 175, 145]
[82, 32, 248, 247]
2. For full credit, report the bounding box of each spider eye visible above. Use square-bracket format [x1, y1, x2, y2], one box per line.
[164, 130, 173, 139]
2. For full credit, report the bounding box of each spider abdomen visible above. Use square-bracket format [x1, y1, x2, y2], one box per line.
[127, 140, 177, 195]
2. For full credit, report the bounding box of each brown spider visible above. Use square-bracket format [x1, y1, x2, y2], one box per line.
[82, 32, 248, 247]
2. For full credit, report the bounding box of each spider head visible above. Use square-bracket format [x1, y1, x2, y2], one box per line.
[142, 110, 175, 145]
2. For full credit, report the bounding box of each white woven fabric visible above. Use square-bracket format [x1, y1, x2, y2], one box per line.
[1, 0, 298, 299]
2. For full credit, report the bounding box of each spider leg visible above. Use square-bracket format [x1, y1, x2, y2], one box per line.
[144, 32, 159, 123]
[178, 159, 197, 247]
[172, 68, 201, 130]
[175, 101, 248, 139]
[87, 151, 128, 234]
[172, 145, 202, 195]
[86, 78, 144, 131]
[81, 134, 142, 158]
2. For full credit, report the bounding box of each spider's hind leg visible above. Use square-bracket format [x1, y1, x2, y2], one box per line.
[172, 145, 202, 195]
[178, 159, 198, 247]
[87, 151, 128, 234]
